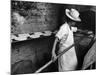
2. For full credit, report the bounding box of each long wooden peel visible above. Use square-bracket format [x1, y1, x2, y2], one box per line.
[35, 35, 94, 73]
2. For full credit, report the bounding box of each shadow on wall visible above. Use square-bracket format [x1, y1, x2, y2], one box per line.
[79, 10, 96, 34]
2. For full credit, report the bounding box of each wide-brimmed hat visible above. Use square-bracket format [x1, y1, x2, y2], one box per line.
[65, 8, 81, 22]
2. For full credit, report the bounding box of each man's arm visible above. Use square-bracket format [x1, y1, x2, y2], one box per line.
[71, 27, 78, 32]
[52, 37, 59, 60]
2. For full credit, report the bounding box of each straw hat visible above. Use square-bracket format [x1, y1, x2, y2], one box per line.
[65, 8, 81, 22]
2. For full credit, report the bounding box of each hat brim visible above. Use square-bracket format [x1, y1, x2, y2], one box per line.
[66, 9, 81, 22]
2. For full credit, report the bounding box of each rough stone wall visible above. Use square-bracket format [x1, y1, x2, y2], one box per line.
[11, 1, 60, 34]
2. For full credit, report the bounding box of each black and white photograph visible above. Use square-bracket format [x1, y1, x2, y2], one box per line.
[11, 0, 96, 75]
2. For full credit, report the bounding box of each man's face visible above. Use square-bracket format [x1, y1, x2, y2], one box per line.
[68, 22, 76, 26]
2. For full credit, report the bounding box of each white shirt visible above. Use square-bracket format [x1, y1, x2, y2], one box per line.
[56, 22, 74, 47]
[56, 22, 69, 40]
[56, 22, 77, 71]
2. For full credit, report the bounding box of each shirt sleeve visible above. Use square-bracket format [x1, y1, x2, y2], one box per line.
[56, 23, 69, 40]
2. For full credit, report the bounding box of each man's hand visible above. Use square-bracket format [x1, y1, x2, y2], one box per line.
[52, 52, 57, 61]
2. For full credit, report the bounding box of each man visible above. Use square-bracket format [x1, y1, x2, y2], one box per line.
[52, 8, 81, 71]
